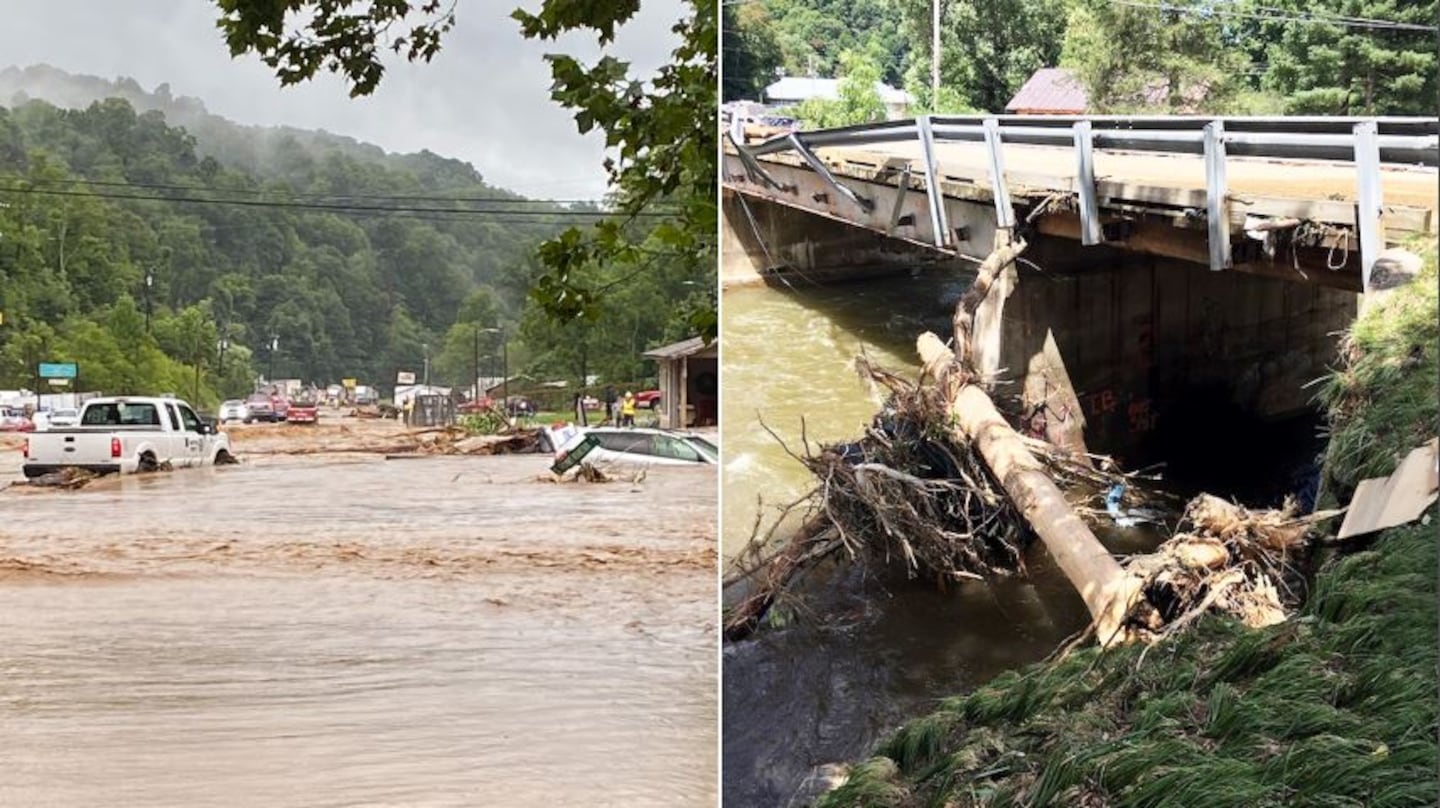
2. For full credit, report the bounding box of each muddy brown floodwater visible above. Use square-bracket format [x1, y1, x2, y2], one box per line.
[0, 417, 716, 807]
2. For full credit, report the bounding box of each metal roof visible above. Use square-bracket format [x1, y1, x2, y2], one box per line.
[642, 337, 716, 360]
[1004, 68, 1088, 114]
[765, 77, 913, 106]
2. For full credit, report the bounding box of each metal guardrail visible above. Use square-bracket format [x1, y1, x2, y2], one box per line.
[726, 114, 1440, 290]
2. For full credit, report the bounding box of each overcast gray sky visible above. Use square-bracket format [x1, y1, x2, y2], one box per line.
[0, 0, 685, 200]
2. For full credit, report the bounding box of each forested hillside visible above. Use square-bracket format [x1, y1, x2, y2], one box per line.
[724, 0, 1438, 120]
[0, 67, 704, 406]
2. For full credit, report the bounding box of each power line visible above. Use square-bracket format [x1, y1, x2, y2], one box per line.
[0, 184, 679, 219]
[5, 175, 665, 210]
[1106, 0, 1439, 32]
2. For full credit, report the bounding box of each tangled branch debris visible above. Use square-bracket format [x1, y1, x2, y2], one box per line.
[727, 238, 1339, 647]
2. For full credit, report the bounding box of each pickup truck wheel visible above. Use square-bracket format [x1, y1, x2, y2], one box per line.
[214, 449, 237, 465]
[137, 452, 158, 473]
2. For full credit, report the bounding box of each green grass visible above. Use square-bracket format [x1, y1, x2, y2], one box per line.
[819, 238, 1439, 808]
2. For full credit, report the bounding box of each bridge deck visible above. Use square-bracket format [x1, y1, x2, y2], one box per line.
[811, 140, 1438, 213]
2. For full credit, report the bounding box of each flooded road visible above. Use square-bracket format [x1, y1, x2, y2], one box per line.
[0, 429, 716, 807]
[721, 274, 1162, 807]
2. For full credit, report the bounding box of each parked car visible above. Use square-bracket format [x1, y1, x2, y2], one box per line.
[22, 395, 234, 478]
[218, 399, 249, 423]
[31, 408, 80, 431]
[547, 425, 717, 468]
[243, 394, 278, 423]
[506, 396, 539, 417]
[0, 406, 33, 432]
[634, 390, 663, 410]
[48, 407, 80, 428]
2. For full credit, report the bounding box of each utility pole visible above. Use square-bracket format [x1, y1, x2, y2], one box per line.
[472, 326, 480, 401]
[932, 0, 941, 110]
[144, 270, 154, 334]
[268, 336, 278, 382]
[423, 343, 430, 387]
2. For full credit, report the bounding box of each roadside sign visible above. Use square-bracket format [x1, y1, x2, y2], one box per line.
[550, 435, 601, 476]
[38, 362, 78, 379]
[342, 377, 357, 389]
[48, 378, 70, 387]
[396, 371, 416, 385]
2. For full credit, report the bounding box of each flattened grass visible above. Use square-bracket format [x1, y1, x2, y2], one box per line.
[820, 238, 1438, 808]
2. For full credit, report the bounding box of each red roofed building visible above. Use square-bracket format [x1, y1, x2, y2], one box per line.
[1004, 67, 1089, 115]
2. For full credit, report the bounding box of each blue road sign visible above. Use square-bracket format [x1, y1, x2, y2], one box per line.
[38, 362, 78, 379]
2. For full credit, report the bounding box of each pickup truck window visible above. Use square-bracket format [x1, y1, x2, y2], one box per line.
[177, 404, 202, 432]
[82, 402, 161, 427]
[164, 403, 181, 431]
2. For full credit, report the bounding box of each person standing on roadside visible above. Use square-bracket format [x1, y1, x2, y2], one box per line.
[603, 384, 618, 425]
[620, 390, 637, 427]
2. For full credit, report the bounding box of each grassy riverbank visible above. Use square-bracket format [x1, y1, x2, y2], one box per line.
[820, 240, 1438, 808]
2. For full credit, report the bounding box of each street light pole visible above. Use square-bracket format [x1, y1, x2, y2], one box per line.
[268, 336, 278, 382]
[423, 343, 430, 387]
[472, 326, 480, 401]
[218, 337, 229, 391]
[932, 0, 941, 110]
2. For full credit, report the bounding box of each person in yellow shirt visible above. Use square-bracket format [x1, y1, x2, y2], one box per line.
[620, 390, 637, 427]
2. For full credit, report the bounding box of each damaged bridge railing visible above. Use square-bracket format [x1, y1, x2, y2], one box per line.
[726, 114, 1440, 290]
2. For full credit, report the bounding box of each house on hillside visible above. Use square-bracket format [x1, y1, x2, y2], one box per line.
[763, 77, 914, 119]
[643, 337, 717, 429]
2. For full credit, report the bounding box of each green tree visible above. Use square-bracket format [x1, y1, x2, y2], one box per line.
[1254, 0, 1438, 115]
[213, 0, 718, 341]
[793, 50, 887, 128]
[1060, 0, 1251, 113]
[723, 3, 784, 101]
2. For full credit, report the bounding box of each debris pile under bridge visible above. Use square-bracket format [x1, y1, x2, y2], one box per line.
[726, 240, 1339, 647]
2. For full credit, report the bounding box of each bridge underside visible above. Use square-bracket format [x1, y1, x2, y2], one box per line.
[724, 193, 1356, 467]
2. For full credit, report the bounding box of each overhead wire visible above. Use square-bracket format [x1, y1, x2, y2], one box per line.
[1103, 0, 1439, 32]
[0, 183, 680, 219]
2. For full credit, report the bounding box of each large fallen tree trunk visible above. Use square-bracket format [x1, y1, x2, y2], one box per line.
[918, 332, 1142, 645]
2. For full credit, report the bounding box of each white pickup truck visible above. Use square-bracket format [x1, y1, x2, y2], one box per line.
[22, 396, 235, 479]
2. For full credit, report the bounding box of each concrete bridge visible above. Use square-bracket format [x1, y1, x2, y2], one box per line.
[722, 115, 1439, 463]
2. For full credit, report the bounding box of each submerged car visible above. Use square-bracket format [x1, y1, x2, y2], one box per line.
[548, 425, 717, 468]
[286, 400, 319, 424]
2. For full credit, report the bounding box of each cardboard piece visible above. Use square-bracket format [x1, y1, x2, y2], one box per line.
[1337, 438, 1439, 540]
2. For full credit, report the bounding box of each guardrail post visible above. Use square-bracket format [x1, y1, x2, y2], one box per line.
[887, 166, 912, 236]
[1352, 120, 1384, 292]
[788, 132, 874, 212]
[916, 115, 951, 248]
[1203, 120, 1231, 271]
[1072, 121, 1103, 245]
[983, 118, 1016, 239]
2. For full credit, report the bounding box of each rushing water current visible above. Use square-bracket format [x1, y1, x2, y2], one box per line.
[721, 273, 1169, 807]
[0, 452, 716, 807]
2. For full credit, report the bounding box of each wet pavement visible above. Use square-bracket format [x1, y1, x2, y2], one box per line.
[0, 436, 716, 807]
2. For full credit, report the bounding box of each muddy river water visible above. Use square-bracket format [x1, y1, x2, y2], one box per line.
[721, 274, 1169, 807]
[0, 433, 716, 806]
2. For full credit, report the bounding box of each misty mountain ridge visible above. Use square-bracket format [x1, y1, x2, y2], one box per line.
[0, 63, 518, 198]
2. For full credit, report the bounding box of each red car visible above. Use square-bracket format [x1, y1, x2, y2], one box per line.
[286, 401, 319, 424]
[634, 390, 662, 410]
